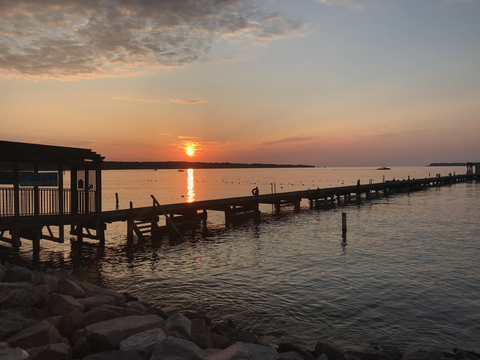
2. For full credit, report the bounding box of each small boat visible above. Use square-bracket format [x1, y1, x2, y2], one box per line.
[377, 167, 390, 170]
[178, 169, 185, 172]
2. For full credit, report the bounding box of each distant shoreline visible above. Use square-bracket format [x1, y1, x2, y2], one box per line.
[101, 161, 314, 170]
[428, 163, 470, 167]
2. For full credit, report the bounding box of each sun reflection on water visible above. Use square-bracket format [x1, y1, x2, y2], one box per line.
[187, 168, 195, 203]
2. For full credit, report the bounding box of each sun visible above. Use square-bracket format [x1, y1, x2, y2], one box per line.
[186, 147, 195, 156]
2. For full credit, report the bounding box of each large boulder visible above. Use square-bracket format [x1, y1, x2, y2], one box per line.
[56, 309, 84, 337]
[6, 320, 62, 349]
[119, 328, 166, 354]
[150, 336, 205, 360]
[77, 295, 116, 310]
[208, 342, 279, 360]
[25, 339, 72, 360]
[0, 347, 29, 360]
[2, 265, 33, 283]
[85, 314, 164, 349]
[56, 278, 87, 298]
[0, 307, 43, 340]
[191, 317, 213, 349]
[83, 350, 149, 360]
[80, 282, 125, 304]
[0, 283, 50, 310]
[100, 305, 144, 317]
[48, 293, 84, 316]
[83, 307, 123, 327]
[165, 313, 192, 340]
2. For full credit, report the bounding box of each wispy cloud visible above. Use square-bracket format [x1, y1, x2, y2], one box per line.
[315, 0, 364, 11]
[170, 98, 205, 104]
[441, 0, 472, 6]
[179, 136, 199, 139]
[0, 0, 305, 80]
[112, 95, 161, 103]
[261, 135, 317, 146]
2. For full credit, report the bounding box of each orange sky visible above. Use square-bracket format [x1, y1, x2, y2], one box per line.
[1, 0, 479, 166]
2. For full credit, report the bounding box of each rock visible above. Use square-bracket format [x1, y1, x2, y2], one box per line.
[141, 304, 168, 319]
[0, 284, 50, 310]
[211, 322, 237, 340]
[278, 351, 305, 360]
[125, 301, 146, 313]
[25, 339, 72, 360]
[45, 315, 63, 327]
[83, 307, 123, 326]
[0, 269, 4, 282]
[208, 342, 278, 360]
[236, 330, 257, 344]
[71, 328, 87, 345]
[48, 293, 84, 316]
[119, 328, 166, 354]
[6, 320, 62, 349]
[0, 307, 43, 340]
[453, 349, 480, 360]
[123, 293, 139, 302]
[2, 265, 32, 283]
[0, 347, 29, 360]
[404, 351, 455, 360]
[79, 282, 125, 304]
[204, 348, 222, 357]
[85, 314, 164, 349]
[73, 337, 94, 359]
[314, 341, 350, 360]
[191, 317, 213, 349]
[165, 313, 192, 340]
[184, 312, 212, 326]
[56, 278, 87, 298]
[83, 350, 149, 360]
[57, 309, 84, 336]
[150, 336, 205, 360]
[348, 351, 396, 360]
[77, 295, 116, 310]
[31, 272, 58, 290]
[100, 305, 144, 317]
[280, 343, 317, 360]
[212, 332, 231, 350]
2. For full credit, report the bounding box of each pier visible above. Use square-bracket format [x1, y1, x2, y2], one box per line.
[1, 140, 479, 251]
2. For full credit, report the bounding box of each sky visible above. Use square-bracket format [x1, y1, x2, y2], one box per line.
[1, 0, 479, 166]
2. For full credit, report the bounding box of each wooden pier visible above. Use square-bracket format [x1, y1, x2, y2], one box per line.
[1, 140, 479, 250]
[102, 173, 478, 243]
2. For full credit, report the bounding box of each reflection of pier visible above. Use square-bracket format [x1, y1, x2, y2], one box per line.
[105, 172, 478, 243]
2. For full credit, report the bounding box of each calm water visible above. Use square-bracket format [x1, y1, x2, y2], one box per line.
[5, 167, 480, 354]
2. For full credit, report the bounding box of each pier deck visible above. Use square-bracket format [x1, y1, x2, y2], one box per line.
[1, 173, 477, 248]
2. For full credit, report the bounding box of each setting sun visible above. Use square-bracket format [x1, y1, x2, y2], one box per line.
[186, 147, 195, 156]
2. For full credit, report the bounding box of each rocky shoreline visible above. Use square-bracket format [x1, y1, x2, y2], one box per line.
[1, 262, 479, 360]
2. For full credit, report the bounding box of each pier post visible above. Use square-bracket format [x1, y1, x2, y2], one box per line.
[127, 202, 134, 243]
[342, 212, 347, 239]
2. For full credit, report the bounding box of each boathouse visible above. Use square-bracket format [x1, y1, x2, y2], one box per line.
[0, 140, 104, 251]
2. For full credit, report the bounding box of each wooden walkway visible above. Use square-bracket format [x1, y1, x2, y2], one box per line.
[1, 173, 477, 247]
[101, 173, 478, 242]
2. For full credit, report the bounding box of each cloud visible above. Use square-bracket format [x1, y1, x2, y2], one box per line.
[170, 98, 205, 104]
[112, 95, 162, 103]
[315, 0, 364, 11]
[178, 136, 199, 139]
[260, 135, 317, 146]
[0, 0, 305, 79]
[158, 133, 171, 136]
[441, 0, 472, 6]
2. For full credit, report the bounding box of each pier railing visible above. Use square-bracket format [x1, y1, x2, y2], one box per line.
[0, 187, 97, 218]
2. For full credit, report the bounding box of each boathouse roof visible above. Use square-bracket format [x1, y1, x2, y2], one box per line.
[0, 140, 104, 165]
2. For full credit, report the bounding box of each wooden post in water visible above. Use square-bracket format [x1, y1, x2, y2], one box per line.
[342, 212, 347, 239]
[127, 201, 134, 243]
[115, 193, 119, 209]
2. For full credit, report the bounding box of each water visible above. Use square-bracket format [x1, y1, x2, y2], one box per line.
[4, 167, 480, 354]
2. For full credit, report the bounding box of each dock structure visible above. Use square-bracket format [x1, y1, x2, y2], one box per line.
[0, 140, 479, 250]
[0, 140, 105, 252]
[102, 172, 478, 243]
